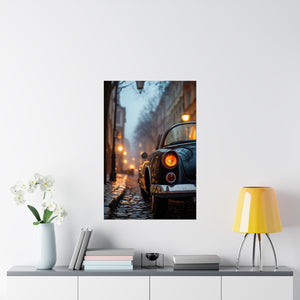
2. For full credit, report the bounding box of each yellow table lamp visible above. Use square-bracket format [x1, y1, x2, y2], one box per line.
[233, 187, 282, 271]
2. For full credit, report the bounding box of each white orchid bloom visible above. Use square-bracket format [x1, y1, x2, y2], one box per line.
[34, 173, 44, 184]
[10, 185, 20, 195]
[59, 210, 67, 218]
[11, 173, 66, 224]
[14, 180, 28, 191]
[40, 176, 55, 192]
[14, 197, 25, 205]
[56, 216, 64, 225]
[27, 177, 38, 193]
[47, 202, 57, 212]
[14, 191, 25, 205]
[55, 204, 67, 219]
[56, 204, 64, 213]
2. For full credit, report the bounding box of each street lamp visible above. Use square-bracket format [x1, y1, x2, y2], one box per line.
[181, 114, 190, 122]
[109, 81, 119, 182]
[118, 145, 124, 152]
[136, 81, 145, 93]
[110, 81, 144, 182]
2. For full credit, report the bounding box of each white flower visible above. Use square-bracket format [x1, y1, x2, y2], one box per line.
[56, 216, 64, 225]
[14, 197, 25, 205]
[55, 204, 64, 214]
[19, 181, 27, 190]
[12, 180, 28, 192]
[11, 173, 66, 225]
[10, 185, 20, 195]
[47, 202, 57, 211]
[40, 176, 55, 192]
[59, 210, 67, 218]
[27, 177, 38, 193]
[14, 191, 25, 205]
[34, 173, 44, 184]
[55, 204, 67, 218]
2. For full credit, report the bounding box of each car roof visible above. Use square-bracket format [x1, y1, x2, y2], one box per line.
[159, 121, 196, 149]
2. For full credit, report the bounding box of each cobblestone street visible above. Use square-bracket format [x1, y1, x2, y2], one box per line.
[105, 175, 196, 220]
[110, 175, 153, 219]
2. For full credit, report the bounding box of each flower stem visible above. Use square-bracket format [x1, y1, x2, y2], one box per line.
[43, 192, 46, 200]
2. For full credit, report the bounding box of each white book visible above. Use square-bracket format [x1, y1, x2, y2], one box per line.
[68, 229, 85, 270]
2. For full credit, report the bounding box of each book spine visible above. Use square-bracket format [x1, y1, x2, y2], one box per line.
[75, 229, 92, 270]
[84, 265, 133, 271]
[68, 229, 85, 270]
[84, 255, 133, 261]
[85, 249, 134, 256]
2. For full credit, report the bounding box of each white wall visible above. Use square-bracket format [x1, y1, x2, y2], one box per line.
[0, 0, 299, 298]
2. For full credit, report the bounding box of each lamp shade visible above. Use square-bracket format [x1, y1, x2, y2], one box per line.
[233, 187, 282, 233]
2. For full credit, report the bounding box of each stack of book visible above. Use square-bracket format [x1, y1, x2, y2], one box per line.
[68, 228, 93, 270]
[173, 255, 220, 270]
[83, 248, 134, 271]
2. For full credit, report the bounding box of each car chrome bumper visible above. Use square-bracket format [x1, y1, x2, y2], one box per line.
[150, 184, 196, 197]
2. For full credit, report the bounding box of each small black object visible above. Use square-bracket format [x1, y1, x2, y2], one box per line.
[142, 253, 164, 268]
[146, 253, 159, 261]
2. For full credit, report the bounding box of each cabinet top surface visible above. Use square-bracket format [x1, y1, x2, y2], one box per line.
[7, 266, 293, 277]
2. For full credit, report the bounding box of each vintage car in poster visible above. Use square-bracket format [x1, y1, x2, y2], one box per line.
[138, 121, 196, 218]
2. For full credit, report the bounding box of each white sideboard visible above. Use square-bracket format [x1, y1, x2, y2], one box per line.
[151, 276, 221, 300]
[79, 276, 149, 300]
[222, 276, 293, 300]
[7, 266, 293, 300]
[7, 276, 77, 300]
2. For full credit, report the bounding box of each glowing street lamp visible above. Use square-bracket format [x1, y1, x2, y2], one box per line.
[123, 151, 127, 155]
[181, 114, 190, 122]
[136, 81, 145, 92]
[130, 164, 134, 169]
[109, 81, 145, 182]
[124, 159, 128, 164]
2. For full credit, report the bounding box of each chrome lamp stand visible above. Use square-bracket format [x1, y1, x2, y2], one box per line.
[236, 233, 278, 271]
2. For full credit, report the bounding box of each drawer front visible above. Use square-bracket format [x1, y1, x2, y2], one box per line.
[222, 276, 293, 300]
[8, 276, 77, 300]
[150, 276, 221, 300]
[79, 276, 149, 300]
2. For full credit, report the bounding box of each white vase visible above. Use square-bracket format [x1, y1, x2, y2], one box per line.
[34, 223, 56, 270]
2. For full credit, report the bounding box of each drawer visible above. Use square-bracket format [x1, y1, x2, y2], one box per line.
[8, 276, 77, 300]
[79, 276, 149, 300]
[150, 276, 221, 300]
[222, 276, 293, 300]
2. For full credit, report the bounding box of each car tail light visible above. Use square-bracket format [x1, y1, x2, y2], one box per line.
[166, 172, 176, 184]
[162, 152, 178, 169]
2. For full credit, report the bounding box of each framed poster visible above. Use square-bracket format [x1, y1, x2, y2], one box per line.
[104, 81, 196, 219]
